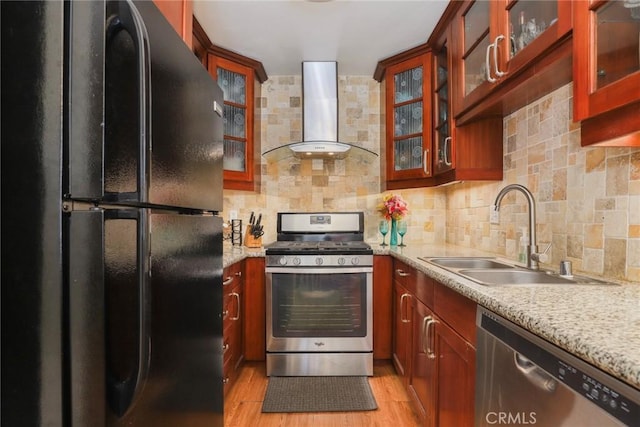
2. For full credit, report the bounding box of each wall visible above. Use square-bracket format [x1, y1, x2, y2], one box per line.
[224, 77, 640, 283]
[223, 74, 446, 244]
[446, 84, 640, 283]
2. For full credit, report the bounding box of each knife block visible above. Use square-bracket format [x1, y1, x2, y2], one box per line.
[244, 225, 262, 248]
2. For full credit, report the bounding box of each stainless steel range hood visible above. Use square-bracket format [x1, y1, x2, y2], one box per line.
[262, 62, 377, 160]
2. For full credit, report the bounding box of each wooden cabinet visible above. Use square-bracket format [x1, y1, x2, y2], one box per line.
[383, 52, 433, 189]
[448, 0, 572, 124]
[243, 257, 266, 361]
[378, 45, 503, 188]
[408, 298, 437, 427]
[573, 0, 640, 146]
[391, 258, 476, 426]
[432, 27, 454, 177]
[222, 261, 244, 396]
[431, 20, 503, 185]
[208, 55, 261, 191]
[373, 255, 393, 360]
[192, 20, 267, 191]
[392, 279, 413, 385]
[152, 0, 193, 48]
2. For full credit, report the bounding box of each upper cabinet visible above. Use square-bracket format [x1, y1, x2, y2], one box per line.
[450, 0, 572, 124]
[433, 30, 454, 176]
[573, 1, 640, 146]
[208, 56, 258, 191]
[432, 19, 503, 186]
[193, 18, 268, 191]
[153, 0, 193, 48]
[383, 52, 433, 189]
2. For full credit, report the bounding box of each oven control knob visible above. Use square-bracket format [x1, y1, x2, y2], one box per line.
[293, 257, 301, 266]
[278, 257, 288, 266]
[351, 257, 360, 265]
[338, 257, 346, 265]
[315, 257, 323, 265]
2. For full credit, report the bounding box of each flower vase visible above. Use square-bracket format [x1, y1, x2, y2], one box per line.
[389, 218, 398, 246]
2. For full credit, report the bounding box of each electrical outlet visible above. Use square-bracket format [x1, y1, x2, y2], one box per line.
[489, 205, 500, 224]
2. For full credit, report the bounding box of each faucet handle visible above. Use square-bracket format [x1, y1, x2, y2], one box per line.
[531, 242, 551, 264]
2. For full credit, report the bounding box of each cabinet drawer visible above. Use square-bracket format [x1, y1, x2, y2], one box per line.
[393, 260, 434, 308]
[434, 282, 476, 345]
[223, 262, 242, 292]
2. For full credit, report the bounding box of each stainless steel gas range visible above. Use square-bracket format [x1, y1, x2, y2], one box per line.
[264, 212, 373, 376]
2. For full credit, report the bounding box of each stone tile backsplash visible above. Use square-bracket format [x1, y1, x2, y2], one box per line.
[224, 77, 640, 284]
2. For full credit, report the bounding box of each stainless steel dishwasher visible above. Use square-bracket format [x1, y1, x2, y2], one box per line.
[476, 307, 640, 426]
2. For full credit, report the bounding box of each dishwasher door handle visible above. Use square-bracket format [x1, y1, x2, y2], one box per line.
[514, 352, 558, 393]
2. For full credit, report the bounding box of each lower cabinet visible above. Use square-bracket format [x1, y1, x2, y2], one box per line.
[223, 261, 244, 396]
[392, 280, 413, 385]
[392, 258, 476, 427]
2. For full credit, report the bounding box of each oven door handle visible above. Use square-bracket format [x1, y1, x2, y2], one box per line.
[265, 267, 373, 274]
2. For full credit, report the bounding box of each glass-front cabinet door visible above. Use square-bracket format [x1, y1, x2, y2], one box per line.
[453, 0, 493, 115]
[498, 0, 572, 76]
[573, 0, 640, 122]
[433, 37, 454, 176]
[385, 54, 432, 185]
[453, 0, 571, 117]
[208, 56, 256, 190]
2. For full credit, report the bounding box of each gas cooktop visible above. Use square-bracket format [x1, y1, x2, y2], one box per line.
[265, 240, 372, 255]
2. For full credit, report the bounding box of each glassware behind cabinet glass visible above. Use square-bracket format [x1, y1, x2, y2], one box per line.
[397, 220, 408, 247]
[379, 220, 389, 247]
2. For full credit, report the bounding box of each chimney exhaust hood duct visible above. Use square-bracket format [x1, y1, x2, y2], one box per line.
[262, 61, 377, 160]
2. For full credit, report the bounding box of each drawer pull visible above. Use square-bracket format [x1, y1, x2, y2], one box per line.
[230, 292, 240, 321]
[223, 276, 234, 286]
[400, 293, 411, 323]
[396, 269, 410, 277]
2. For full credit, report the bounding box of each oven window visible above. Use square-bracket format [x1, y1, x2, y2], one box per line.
[271, 272, 367, 338]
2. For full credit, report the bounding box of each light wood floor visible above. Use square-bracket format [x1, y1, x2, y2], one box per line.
[224, 360, 421, 427]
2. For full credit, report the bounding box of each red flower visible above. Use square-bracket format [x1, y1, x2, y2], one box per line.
[378, 194, 409, 220]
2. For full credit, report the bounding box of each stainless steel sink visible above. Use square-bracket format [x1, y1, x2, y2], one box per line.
[419, 257, 515, 269]
[457, 269, 612, 286]
[418, 256, 614, 286]
[457, 269, 572, 285]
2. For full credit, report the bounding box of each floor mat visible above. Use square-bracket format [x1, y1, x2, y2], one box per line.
[261, 376, 378, 413]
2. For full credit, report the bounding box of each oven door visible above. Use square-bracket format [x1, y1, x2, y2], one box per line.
[265, 267, 372, 352]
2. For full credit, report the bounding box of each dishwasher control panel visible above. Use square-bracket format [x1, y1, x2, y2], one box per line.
[555, 359, 638, 425]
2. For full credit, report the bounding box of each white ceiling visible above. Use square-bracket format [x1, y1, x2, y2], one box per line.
[192, 0, 449, 77]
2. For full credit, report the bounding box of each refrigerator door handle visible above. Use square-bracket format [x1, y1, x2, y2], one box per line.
[104, 208, 151, 417]
[105, 0, 151, 204]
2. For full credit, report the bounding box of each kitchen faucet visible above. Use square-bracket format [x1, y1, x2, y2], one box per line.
[493, 184, 546, 270]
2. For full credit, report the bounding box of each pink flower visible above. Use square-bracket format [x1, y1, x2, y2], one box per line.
[378, 194, 409, 220]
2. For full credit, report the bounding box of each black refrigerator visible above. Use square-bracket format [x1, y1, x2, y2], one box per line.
[2, 1, 224, 426]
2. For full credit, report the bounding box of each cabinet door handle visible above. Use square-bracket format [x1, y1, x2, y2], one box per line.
[223, 275, 234, 286]
[423, 149, 430, 175]
[421, 316, 433, 353]
[400, 293, 411, 323]
[494, 35, 507, 77]
[230, 292, 240, 321]
[222, 343, 229, 352]
[486, 42, 497, 83]
[444, 137, 452, 166]
[426, 318, 438, 359]
[396, 269, 410, 277]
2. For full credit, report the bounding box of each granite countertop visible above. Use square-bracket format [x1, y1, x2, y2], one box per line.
[223, 242, 640, 391]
